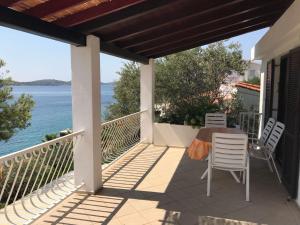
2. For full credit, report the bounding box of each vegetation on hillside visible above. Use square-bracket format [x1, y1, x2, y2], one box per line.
[12, 79, 71, 86]
[12, 79, 115, 86]
[108, 41, 248, 127]
[0, 129, 73, 209]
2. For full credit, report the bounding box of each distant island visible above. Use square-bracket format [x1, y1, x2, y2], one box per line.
[12, 79, 115, 86]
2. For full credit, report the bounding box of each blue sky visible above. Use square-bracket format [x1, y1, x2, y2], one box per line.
[0, 26, 268, 82]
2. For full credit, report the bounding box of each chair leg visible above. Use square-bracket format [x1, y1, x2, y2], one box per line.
[201, 168, 208, 180]
[246, 156, 250, 202]
[264, 151, 273, 172]
[230, 171, 241, 183]
[207, 153, 212, 197]
[201, 157, 209, 180]
[239, 171, 242, 179]
[270, 155, 282, 183]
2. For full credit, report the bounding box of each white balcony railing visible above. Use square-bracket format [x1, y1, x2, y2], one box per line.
[239, 112, 263, 142]
[101, 111, 145, 165]
[0, 131, 84, 224]
[0, 111, 145, 224]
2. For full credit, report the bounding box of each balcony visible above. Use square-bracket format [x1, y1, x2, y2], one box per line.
[1, 1, 300, 224]
[1, 111, 300, 225]
[30, 144, 299, 225]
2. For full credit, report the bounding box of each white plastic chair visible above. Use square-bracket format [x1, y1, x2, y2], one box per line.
[250, 121, 285, 183]
[251, 117, 275, 147]
[205, 113, 227, 128]
[201, 113, 227, 181]
[207, 133, 250, 201]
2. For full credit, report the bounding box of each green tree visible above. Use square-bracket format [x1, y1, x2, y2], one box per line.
[108, 41, 248, 126]
[107, 62, 140, 120]
[0, 58, 35, 141]
[156, 41, 248, 125]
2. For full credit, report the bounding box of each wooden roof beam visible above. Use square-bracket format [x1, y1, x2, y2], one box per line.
[0, 6, 86, 46]
[118, 0, 286, 49]
[69, 0, 180, 32]
[0, 6, 148, 63]
[101, 42, 149, 64]
[132, 12, 281, 54]
[0, 0, 21, 7]
[148, 22, 273, 58]
[103, 0, 289, 43]
[100, 0, 251, 43]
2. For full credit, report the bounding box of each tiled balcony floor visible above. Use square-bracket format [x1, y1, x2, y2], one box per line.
[33, 144, 300, 225]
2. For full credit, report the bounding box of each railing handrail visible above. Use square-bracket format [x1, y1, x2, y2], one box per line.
[0, 130, 84, 163]
[101, 110, 147, 126]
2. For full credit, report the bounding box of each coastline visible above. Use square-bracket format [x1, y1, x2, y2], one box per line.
[0, 84, 115, 156]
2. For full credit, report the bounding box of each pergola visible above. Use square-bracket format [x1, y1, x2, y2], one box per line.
[0, 0, 293, 63]
[0, 0, 294, 194]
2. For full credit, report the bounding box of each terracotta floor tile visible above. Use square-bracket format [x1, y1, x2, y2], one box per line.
[29, 145, 300, 225]
[113, 202, 138, 218]
[117, 212, 148, 225]
[128, 198, 158, 211]
[105, 218, 123, 225]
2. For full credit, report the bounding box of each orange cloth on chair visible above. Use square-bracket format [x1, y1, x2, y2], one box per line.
[187, 127, 244, 160]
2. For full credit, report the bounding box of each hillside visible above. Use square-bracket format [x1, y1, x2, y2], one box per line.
[13, 79, 71, 86]
[12, 79, 115, 86]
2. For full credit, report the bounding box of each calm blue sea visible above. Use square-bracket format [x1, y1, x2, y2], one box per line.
[0, 84, 115, 156]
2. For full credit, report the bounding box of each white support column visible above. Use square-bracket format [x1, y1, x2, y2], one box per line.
[258, 60, 267, 137]
[71, 35, 102, 193]
[140, 59, 155, 143]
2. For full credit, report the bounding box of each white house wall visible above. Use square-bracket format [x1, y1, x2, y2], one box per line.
[252, 0, 300, 61]
[244, 62, 261, 81]
[272, 57, 281, 119]
[153, 123, 199, 147]
[236, 87, 259, 111]
[252, 0, 300, 206]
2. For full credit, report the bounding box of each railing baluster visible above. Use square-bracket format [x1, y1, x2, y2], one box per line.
[101, 111, 146, 165]
[0, 131, 84, 224]
[21, 150, 41, 215]
[12, 154, 33, 219]
[239, 112, 263, 143]
[4, 158, 24, 224]
[0, 110, 145, 224]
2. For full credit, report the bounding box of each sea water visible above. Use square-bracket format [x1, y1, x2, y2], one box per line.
[0, 84, 115, 156]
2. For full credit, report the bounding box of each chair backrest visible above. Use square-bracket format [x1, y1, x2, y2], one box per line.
[265, 122, 285, 154]
[205, 113, 227, 128]
[260, 118, 276, 144]
[211, 133, 248, 170]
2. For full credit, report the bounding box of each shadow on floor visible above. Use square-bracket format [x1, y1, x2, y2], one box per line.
[156, 150, 300, 225]
[33, 144, 300, 225]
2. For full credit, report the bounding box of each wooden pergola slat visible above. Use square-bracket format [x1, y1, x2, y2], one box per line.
[0, 5, 148, 63]
[0, 0, 21, 7]
[148, 22, 273, 58]
[70, 0, 177, 32]
[0, 0, 294, 62]
[23, 0, 90, 18]
[116, 0, 286, 49]
[55, 0, 146, 27]
[0, 6, 86, 46]
[98, 0, 244, 43]
[143, 20, 274, 56]
[132, 12, 281, 54]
